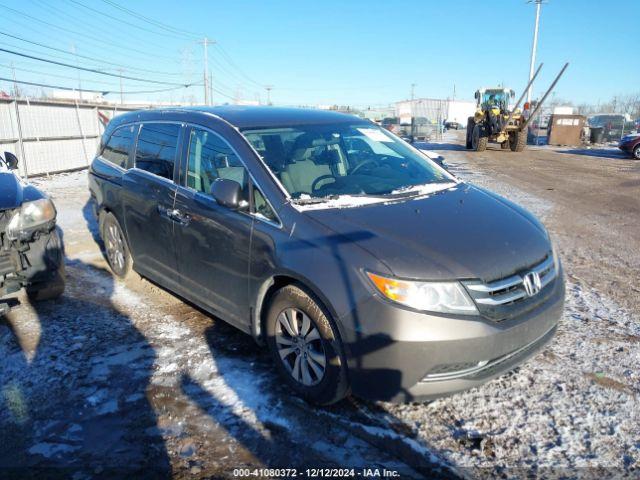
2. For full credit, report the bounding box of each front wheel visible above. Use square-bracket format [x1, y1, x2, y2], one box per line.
[510, 129, 527, 152]
[265, 285, 349, 405]
[472, 125, 488, 151]
[633, 144, 640, 160]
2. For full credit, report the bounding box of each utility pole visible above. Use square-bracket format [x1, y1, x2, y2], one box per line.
[10, 63, 21, 98]
[527, 0, 544, 104]
[117, 68, 124, 105]
[209, 73, 213, 106]
[265, 85, 273, 105]
[198, 37, 215, 105]
[71, 43, 83, 101]
[410, 83, 416, 102]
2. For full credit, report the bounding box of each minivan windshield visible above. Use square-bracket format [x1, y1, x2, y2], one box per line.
[242, 123, 453, 201]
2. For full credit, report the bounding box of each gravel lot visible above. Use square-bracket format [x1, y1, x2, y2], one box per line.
[1, 133, 638, 478]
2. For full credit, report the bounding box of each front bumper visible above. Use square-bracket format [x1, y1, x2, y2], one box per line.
[0, 227, 64, 302]
[618, 142, 635, 154]
[340, 273, 565, 402]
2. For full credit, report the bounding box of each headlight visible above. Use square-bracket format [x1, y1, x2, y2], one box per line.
[366, 272, 478, 315]
[6, 198, 57, 240]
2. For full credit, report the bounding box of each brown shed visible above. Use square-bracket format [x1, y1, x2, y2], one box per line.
[547, 114, 586, 146]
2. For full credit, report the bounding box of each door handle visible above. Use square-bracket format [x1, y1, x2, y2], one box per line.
[168, 208, 191, 226]
[157, 205, 190, 225]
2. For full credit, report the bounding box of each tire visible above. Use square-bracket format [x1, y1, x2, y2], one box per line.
[510, 129, 527, 152]
[633, 144, 640, 160]
[465, 118, 475, 149]
[472, 124, 488, 151]
[26, 263, 65, 302]
[100, 212, 132, 278]
[265, 284, 349, 405]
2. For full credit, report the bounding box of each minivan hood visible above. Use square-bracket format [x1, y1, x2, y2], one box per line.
[304, 184, 551, 282]
[0, 171, 22, 210]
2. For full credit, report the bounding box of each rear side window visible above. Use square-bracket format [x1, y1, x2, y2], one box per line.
[102, 125, 135, 169]
[135, 123, 180, 180]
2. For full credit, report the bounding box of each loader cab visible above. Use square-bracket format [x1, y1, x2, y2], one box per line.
[475, 88, 515, 112]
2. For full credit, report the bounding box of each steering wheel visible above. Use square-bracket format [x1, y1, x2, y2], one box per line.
[350, 158, 378, 175]
[311, 175, 336, 194]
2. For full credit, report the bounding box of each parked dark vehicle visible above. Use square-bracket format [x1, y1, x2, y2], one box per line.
[618, 133, 640, 159]
[444, 121, 461, 130]
[0, 152, 65, 315]
[88, 106, 564, 404]
[588, 114, 628, 142]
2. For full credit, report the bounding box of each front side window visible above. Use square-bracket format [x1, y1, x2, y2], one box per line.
[186, 127, 248, 197]
[102, 124, 135, 168]
[242, 123, 453, 202]
[252, 185, 277, 222]
[135, 123, 180, 180]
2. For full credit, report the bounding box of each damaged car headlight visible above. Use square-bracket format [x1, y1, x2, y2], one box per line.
[6, 198, 57, 240]
[366, 272, 478, 315]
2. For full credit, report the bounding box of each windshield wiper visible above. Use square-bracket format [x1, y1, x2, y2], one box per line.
[292, 195, 340, 205]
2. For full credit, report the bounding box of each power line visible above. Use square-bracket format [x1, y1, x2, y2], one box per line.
[0, 3, 179, 63]
[0, 31, 186, 77]
[0, 75, 200, 95]
[100, 0, 202, 40]
[0, 62, 120, 87]
[214, 44, 264, 89]
[0, 47, 190, 86]
[0, 75, 105, 94]
[65, 0, 194, 41]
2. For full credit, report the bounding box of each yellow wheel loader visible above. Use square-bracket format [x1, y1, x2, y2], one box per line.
[465, 63, 569, 153]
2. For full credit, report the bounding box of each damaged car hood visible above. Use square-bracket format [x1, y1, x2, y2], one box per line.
[305, 183, 551, 283]
[0, 171, 23, 210]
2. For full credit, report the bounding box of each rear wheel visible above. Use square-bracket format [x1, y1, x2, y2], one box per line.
[510, 129, 527, 152]
[101, 212, 131, 278]
[472, 124, 488, 151]
[265, 285, 349, 405]
[465, 117, 474, 149]
[633, 144, 640, 160]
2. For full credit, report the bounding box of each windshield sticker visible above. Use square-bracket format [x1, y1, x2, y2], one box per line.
[357, 128, 393, 142]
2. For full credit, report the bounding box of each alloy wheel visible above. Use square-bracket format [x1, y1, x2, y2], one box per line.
[275, 308, 326, 386]
[105, 223, 126, 272]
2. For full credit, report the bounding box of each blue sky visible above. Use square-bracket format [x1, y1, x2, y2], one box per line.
[0, 0, 637, 106]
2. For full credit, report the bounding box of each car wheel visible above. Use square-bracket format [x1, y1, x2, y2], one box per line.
[26, 263, 66, 302]
[472, 124, 488, 151]
[510, 129, 527, 152]
[633, 144, 640, 160]
[265, 285, 349, 405]
[101, 212, 131, 278]
[465, 118, 475, 149]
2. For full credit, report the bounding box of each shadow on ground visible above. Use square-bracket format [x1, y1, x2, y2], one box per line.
[553, 147, 629, 160]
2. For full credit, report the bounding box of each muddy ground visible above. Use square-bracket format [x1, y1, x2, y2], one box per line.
[1, 133, 638, 479]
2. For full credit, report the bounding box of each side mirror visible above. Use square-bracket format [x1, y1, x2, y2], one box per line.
[4, 151, 18, 170]
[210, 178, 247, 210]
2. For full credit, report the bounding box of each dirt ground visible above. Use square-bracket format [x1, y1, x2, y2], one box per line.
[1, 133, 638, 479]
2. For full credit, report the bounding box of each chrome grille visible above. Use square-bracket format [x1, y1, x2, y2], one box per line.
[463, 254, 558, 321]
